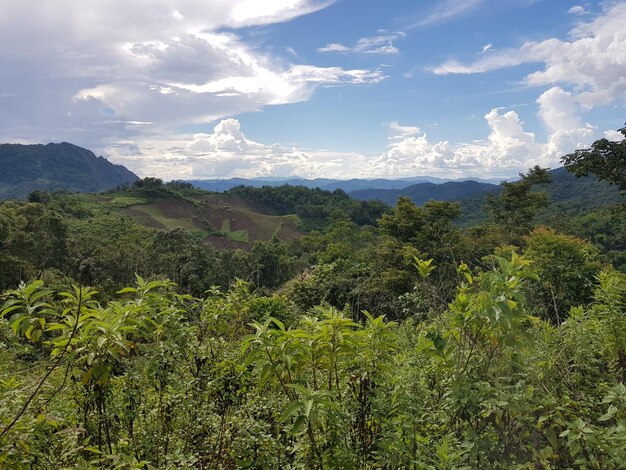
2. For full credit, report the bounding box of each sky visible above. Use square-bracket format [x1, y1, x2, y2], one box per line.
[0, 0, 625, 180]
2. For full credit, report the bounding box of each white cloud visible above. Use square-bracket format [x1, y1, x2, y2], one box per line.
[229, 0, 335, 26]
[479, 43, 493, 54]
[317, 43, 351, 53]
[568, 5, 589, 15]
[363, 108, 601, 178]
[106, 110, 608, 180]
[605, 129, 624, 141]
[540, 126, 596, 165]
[388, 121, 422, 137]
[536, 86, 582, 132]
[0, 0, 383, 151]
[287, 65, 386, 85]
[106, 118, 368, 179]
[318, 32, 405, 54]
[432, 55, 524, 74]
[410, 0, 485, 27]
[432, 2, 626, 110]
[1, 0, 620, 182]
[422, 3, 625, 178]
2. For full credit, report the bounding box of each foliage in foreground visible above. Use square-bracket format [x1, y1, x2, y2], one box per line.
[1, 255, 625, 469]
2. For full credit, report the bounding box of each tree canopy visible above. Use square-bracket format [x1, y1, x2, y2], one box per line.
[562, 124, 626, 193]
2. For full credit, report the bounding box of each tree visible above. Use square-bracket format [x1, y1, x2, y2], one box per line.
[562, 124, 626, 193]
[133, 177, 164, 189]
[379, 197, 461, 254]
[485, 166, 551, 240]
[524, 227, 601, 322]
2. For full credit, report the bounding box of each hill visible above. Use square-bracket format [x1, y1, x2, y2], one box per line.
[449, 166, 622, 226]
[48, 182, 304, 250]
[226, 184, 388, 230]
[349, 180, 500, 206]
[0, 142, 138, 199]
[539, 166, 622, 212]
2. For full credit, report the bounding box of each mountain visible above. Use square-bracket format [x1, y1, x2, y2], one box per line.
[317, 178, 442, 192]
[348, 166, 621, 208]
[349, 180, 500, 206]
[0, 142, 138, 199]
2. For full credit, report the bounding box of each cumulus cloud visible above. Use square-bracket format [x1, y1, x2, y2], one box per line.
[432, 2, 626, 111]
[106, 118, 368, 179]
[0, 0, 382, 151]
[107, 110, 606, 181]
[363, 108, 601, 179]
[540, 126, 597, 165]
[318, 32, 405, 54]
[428, 1, 625, 167]
[536, 87, 582, 132]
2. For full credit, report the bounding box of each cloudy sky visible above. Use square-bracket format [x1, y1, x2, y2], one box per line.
[1, 0, 625, 180]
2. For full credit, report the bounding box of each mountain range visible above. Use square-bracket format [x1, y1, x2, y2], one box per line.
[349, 180, 500, 205]
[188, 175, 504, 193]
[1, 142, 621, 217]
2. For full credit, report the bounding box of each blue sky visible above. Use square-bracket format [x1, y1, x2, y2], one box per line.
[235, 0, 573, 148]
[1, 0, 624, 179]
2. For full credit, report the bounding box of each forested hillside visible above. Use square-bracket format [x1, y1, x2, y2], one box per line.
[349, 180, 500, 206]
[227, 185, 387, 230]
[0, 143, 138, 199]
[1, 133, 626, 468]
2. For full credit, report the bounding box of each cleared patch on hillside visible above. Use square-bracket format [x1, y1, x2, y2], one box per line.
[111, 193, 303, 249]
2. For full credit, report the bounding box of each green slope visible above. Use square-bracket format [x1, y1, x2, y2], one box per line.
[45, 185, 303, 249]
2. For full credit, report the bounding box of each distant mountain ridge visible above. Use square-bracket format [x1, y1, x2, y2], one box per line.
[349, 180, 500, 205]
[188, 175, 503, 193]
[0, 142, 138, 199]
[207, 168, 621, 227]
[350, 166, 620, 208]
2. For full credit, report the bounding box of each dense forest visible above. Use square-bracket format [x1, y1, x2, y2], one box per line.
[1, 131, 626, 468]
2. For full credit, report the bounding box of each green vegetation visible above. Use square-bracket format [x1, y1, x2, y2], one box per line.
[2, 255, 625, 468]
[1, 131, 626, 468]
[109, 196, 151, 208]
[220, 219, 249, 242]
[227, 184, 388, 230]
[562, 124, 626, 193]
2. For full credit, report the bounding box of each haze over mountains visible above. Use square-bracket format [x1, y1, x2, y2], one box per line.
[188, 176, 504, 193]
[0, 143, 621, 217]
[0, 142, 504, 202]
